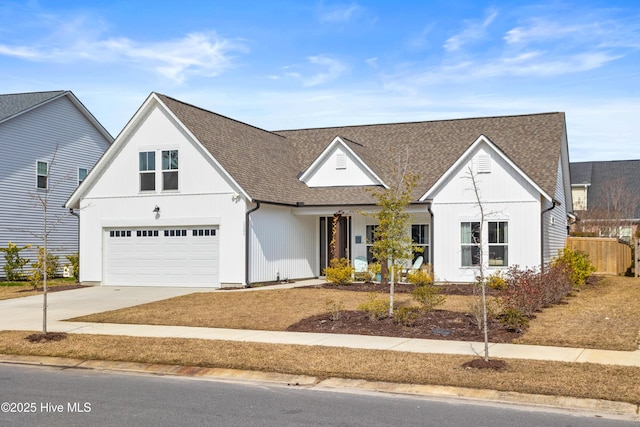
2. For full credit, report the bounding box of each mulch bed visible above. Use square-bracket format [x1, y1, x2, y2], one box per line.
[289, 281, 517, 342]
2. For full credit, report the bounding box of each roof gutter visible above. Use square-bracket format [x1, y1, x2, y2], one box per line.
[245, 201, 261, 288]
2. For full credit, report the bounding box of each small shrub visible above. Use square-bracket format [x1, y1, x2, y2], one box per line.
[28, 247, 60, 290]
[358, 292, 389, 320]
[65, 252, 79, 282]
[467, 288, 497, 331]
[552, 247, 596, 286]
[406, 269, 433, 287]
[324, 298, 344, 321]
[0, 242, 31, 281]
[323, 257, 354, 285]
[394, 306, 421, 326]
[499, 307, 529, 331]
[486, 272, 506, 291]
[411, 283, 445, 312]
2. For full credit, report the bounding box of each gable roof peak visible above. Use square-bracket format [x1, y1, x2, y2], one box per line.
[154, 92, 286, 141]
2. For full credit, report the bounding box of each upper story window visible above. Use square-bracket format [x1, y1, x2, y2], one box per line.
[36, 161, 48, 189]
[139, 151, 156, 191]
[162, 150, 179, 191]
[78, 168, 88, 185]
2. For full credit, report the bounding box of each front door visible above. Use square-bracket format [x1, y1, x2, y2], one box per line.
[319, 215, 351, 275]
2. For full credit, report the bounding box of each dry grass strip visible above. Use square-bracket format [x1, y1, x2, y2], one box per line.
[0, 330, 638, 404]
[71, 288, 471, 330]
[516, 276, 640, 351]
[0, 279, 79, 301]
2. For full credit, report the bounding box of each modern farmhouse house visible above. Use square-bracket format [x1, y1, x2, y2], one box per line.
[66, 93, 572, 287]
[0, 91, 112, 278]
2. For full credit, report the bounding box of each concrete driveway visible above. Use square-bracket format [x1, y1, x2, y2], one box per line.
[0, 286, 216, 332]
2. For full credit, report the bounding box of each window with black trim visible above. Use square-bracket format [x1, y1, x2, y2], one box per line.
[37, 161, 48, 189]
[461, 222, 480, 266]
[411, 224, 429, 263]
[139, 151, 155, 191]
[162, 150, 178, 190]
[488, 221, 508, 266]
[365, 225, 378, 263]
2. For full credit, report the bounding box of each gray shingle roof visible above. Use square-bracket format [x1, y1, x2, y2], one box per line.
[157, 93, 566, 206]
[0, 90, 66, 122]
[570, 160, 640, 218]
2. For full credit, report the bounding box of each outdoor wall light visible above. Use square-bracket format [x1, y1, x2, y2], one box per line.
[153, 205, 160, 213]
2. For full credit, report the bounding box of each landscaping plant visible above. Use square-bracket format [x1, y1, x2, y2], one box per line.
[551, 247, 596, 286]
[323, 257, 354, 285]
[29, 247, 60, 290]
[0, 242, 31, 281]
[65, 252, 79, 282]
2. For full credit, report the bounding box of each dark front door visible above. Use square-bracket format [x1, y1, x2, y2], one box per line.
[319, 215, 351, 275]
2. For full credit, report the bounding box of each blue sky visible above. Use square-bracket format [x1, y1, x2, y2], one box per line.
[1, 1, 639, 162]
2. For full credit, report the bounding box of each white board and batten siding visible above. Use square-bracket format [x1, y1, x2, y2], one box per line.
[78, 103, 245, 287]
[430, 145, 543, 283]
[248, 204, 316, 283]
[0, 95, 110, 275]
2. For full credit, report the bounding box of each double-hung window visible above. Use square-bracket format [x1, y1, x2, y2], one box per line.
[36, 161, 48, 189]
[411, 224, 429, 263]
[488, 221, 508, 266]
[139, 151, 156, 191]
[162, 150, 179, 190]
[461, 222, 481, 266]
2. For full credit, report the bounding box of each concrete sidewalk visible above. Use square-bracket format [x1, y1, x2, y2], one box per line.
[1, 282, 639, 367]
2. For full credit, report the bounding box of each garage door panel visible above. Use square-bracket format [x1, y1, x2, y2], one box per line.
[104, 226, 219, 287]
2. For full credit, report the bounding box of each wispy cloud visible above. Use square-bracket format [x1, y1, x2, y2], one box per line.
[444, 10, 497, 52]
[0, 12, 247, 83]
[318, 2, 363, 23]
[284, 55, 348, 86]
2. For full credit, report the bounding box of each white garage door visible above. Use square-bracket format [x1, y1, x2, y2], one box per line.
[104, 226, 219, 287]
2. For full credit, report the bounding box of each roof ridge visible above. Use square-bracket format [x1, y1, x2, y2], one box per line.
[0, 90, 67, 97]
[155, 92, 287, 140]
[274, 112, 564, 133]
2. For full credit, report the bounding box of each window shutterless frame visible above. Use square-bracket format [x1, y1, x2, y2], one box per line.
[36, 161, 48, 189]
[139, 151, 156, 191]
[162, 150, 178, 191]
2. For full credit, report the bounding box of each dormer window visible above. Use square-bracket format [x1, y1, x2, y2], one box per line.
[336, 153, 347, 170]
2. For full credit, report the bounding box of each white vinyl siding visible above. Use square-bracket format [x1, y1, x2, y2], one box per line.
[0, 95, 110, 276]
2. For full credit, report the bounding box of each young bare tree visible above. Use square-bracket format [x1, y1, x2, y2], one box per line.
[368, 151, 419, 316]
[464, 166, 490, 362]
[29, 146, 70, 334]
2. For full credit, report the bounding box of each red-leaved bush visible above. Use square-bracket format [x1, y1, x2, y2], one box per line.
[498, 264, 572, 317]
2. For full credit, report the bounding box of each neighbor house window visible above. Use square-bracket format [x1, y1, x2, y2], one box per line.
[461, 222, 480, 266]
[139, 151, 155, 191]
[162, 150, 178, 190]
[411, 224, 429, 264]
[36, 161, 48, 189]
[488, 221, 508, 266]
[78, 168, 88, 185]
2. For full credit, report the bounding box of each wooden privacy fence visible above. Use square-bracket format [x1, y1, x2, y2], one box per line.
[566, 237, 632, 275]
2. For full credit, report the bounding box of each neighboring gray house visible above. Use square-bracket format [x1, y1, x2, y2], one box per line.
[570, 160, 640, 241]
[0, 91, 112, 278]
[67, 93, 572, 287]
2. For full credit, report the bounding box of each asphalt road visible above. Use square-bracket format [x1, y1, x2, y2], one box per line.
[0, 364, 635, 426]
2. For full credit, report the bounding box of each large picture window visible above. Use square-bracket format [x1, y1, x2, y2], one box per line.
[36, 161, 48, 189]
[488, 221, 508, 266]
[461, 222, 480, 266]
[162, 150, 179, 190]
[411, 224, 429, 263]
[139, 151, 156, 191]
